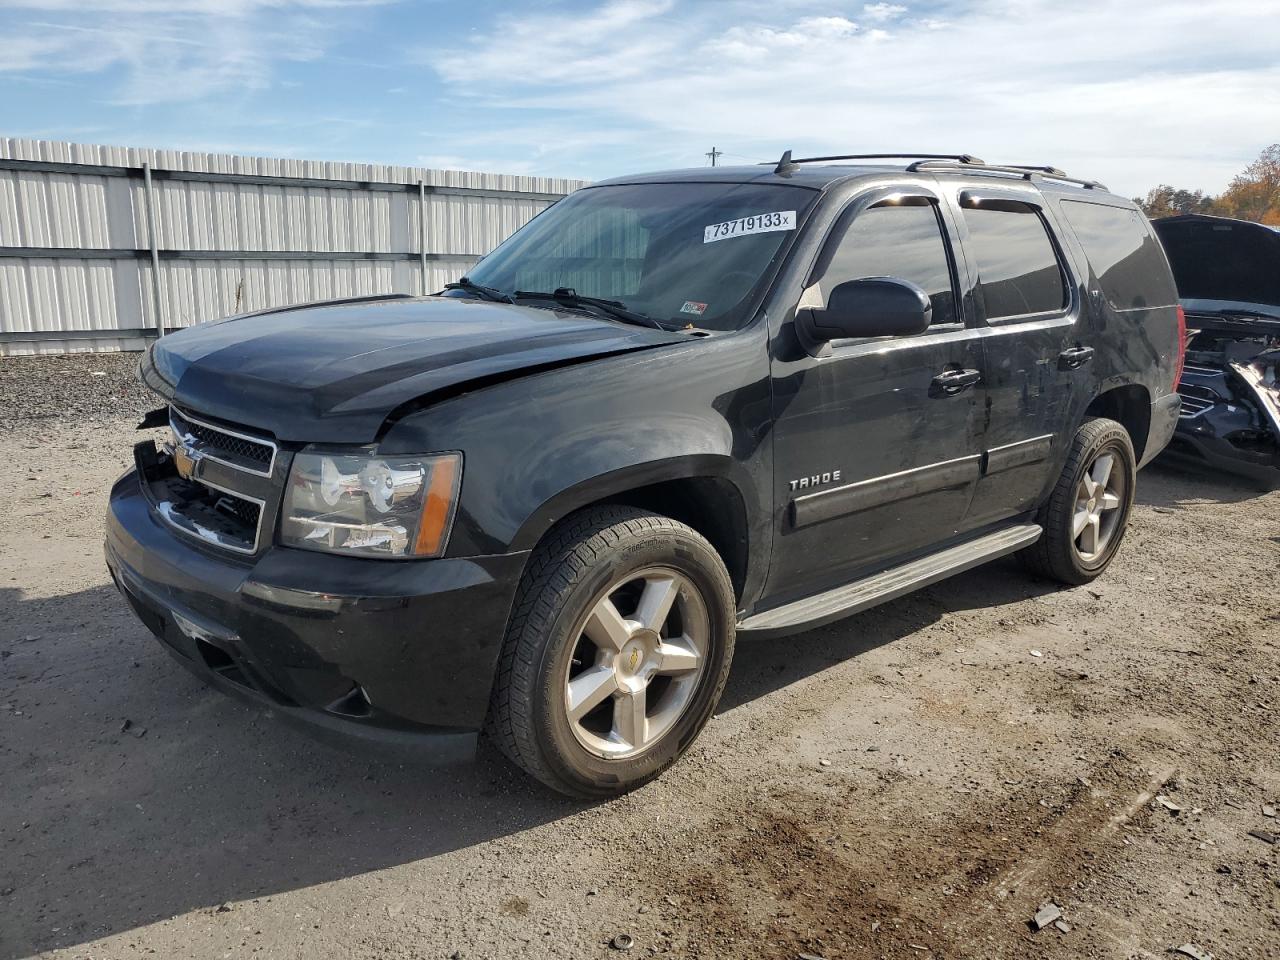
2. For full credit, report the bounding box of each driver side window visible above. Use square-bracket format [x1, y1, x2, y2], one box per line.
[816, 200, 960, 327]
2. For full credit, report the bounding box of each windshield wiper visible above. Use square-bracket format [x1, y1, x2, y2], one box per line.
[443, 277, 513, 303]
[513, 288, 668, 330]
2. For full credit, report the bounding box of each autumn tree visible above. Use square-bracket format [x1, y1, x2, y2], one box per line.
[1133, 145, 1280, 225]
[1212, 144, 1280, 225]
[1133, 185, 1216, 218]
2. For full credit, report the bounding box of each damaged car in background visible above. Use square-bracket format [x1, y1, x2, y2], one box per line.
[1153, 214, 1280, 488]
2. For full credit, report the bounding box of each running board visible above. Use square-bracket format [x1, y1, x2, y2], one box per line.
[737, 523, 1042, 639]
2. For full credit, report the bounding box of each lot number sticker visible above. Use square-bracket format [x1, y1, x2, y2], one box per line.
[703, 210, 796, 244]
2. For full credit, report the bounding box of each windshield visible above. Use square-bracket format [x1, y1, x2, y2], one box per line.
[462, 181, 818, 331]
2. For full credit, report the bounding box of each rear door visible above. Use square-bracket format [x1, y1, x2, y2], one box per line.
[940, 184, 1091, 525]
[764, 185, 989, 600]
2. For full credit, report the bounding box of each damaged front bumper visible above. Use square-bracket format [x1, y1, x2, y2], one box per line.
[1164, 312, 1280, 487]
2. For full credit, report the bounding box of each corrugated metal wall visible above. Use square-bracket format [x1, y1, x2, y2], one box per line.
[0, 138, 586, 355]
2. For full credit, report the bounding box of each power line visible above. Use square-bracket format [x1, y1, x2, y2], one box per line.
[705, 146, 723, 167]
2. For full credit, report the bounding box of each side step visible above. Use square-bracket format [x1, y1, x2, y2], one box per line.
[737, 523, 1042, 639]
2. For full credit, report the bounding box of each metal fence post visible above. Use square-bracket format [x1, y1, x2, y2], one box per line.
[142, 162, 165, 336]
[418, 179, 428, 294]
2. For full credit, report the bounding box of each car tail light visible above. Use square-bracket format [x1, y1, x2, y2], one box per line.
[1173, 305, 1187, 389]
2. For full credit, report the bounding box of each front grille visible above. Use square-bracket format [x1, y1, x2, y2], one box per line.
[170, 407, 276, 476]
[145, 406, 279, 556]
[1178, 386, 1216, 418]
[153, 475, 266, 554]
[215, 492, 262, 530]
[1182, 362, 1221, 377]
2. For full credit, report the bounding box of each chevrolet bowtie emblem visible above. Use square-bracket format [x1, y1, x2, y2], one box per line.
[173, 440, 200, 479]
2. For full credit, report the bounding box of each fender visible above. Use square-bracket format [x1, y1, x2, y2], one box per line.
[378, 328, 776, 597]
[510, 453, 750, 552]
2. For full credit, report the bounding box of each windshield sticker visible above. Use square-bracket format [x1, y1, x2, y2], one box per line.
[704, 210, 796, 244]
[680, 300, 708, 316]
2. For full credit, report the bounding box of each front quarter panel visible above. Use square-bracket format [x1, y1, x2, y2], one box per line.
[378, 327, 773, 598]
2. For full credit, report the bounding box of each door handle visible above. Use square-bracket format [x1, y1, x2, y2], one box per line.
[1058, 345, 1095, 370]
[930, 368, 982, 396]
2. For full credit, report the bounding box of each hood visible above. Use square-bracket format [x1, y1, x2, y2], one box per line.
[1153, 214, 1280, 318]
[141, 295, 687, 443]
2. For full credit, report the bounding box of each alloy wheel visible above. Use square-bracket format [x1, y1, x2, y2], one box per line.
[1072, 450, 1126, 562]
[562, 566, 709, 760]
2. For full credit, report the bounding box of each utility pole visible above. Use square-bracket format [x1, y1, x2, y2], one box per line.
[705, 146, 723, 167]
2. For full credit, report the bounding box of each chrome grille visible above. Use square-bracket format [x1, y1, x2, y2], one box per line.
[214, 492, 262, 530]
[170, 407, 276, 477]
[1182, 362, 1221, 377]
[1177, 388, 1216, 418]
[150, 406, 278, 555]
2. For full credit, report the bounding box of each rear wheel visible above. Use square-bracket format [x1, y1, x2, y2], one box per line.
[485, 506, 735, 798]
[1020, 417, 1136, 585]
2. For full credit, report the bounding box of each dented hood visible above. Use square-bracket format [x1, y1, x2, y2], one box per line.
[141, 295, 685, 443]
[1153, 214, 1280, 318]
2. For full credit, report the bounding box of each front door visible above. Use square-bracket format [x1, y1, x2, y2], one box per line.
[764, 187, 989, 601]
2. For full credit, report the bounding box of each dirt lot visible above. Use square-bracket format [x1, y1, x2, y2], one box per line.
[2, 354, 1278, 960]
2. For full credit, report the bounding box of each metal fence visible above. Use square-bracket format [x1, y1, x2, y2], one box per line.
[0, 138, 586, 355]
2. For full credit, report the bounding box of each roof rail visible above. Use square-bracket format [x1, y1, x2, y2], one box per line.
[769, 151, 984, 175]
[905, 158, 1107, 191]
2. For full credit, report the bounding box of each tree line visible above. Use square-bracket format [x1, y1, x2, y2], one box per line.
[1133, 144, 1280, 224]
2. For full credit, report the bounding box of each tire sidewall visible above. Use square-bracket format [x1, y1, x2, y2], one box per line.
[530, 529, 734, 796]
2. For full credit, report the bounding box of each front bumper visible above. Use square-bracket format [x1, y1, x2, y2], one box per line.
[105, 468, 529, 760]
[1160, 430, 1280, 487]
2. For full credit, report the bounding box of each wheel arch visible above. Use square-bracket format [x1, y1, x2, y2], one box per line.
[509, 455, 754, 605]
[1085, 383, 1151, 461]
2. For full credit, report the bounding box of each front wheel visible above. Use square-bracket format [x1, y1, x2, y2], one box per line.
[485, 506, 735, 798]
[1020, 417, 1136, 585]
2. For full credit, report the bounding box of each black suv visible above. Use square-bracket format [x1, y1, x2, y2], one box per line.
[106, 153, 1183, 797]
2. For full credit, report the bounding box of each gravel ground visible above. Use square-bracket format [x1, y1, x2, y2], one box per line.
[1, 355, 1278, 960]
[0, 354, 156, 432]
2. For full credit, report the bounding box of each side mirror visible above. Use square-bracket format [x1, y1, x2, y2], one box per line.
[805, 277, 932, 341]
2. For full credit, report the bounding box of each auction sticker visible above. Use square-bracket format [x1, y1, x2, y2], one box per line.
[703, 210, 796, 243]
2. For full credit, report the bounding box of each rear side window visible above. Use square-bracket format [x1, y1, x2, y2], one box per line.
[815, 201, 959, 326]
[1060, 200, 1177, 309]
[961, 203, 1067, 320]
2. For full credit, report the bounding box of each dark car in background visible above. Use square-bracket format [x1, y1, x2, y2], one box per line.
[1153, 214, 1280, 488]
[106, 153, 1183, 797]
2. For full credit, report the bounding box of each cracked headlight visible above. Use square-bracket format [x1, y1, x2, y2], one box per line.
[281, 451, 461, 558]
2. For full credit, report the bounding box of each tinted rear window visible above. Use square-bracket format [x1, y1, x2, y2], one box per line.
[961, 205, 1067, 320]
[1061, 201, 1177, 309]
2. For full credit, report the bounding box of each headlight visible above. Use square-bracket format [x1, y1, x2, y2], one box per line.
[281, 451, 461, 558]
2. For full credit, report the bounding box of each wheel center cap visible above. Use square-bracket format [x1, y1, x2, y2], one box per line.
[618, 629, 659, 679]
[1087, 497, 1097, 512]
[618, 640, 646, 677]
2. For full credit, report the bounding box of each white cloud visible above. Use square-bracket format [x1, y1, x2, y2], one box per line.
[862, 2, 906, 20]
[426, 0, 1280, 194]
[0, 0, 386, 104]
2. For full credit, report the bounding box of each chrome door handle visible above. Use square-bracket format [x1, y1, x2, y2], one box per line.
[1058, 345, 1095, 370]
[931, 368, 982, 396]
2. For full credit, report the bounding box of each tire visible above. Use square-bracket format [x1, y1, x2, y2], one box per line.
[485, 506, 736, 798]
[1019, 417, 1136, 585]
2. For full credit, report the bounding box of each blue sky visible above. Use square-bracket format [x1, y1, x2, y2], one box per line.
[2, 0, 1277, 196]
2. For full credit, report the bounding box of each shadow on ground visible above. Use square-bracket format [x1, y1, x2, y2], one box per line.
[1143, 457, 1275, 505]
[0, 582, 576, 959]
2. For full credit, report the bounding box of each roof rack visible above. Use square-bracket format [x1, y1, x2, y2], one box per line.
[905, 158, 1107, 191]
[769, 151, 984, 176]
[765, 150, 1107, 191]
